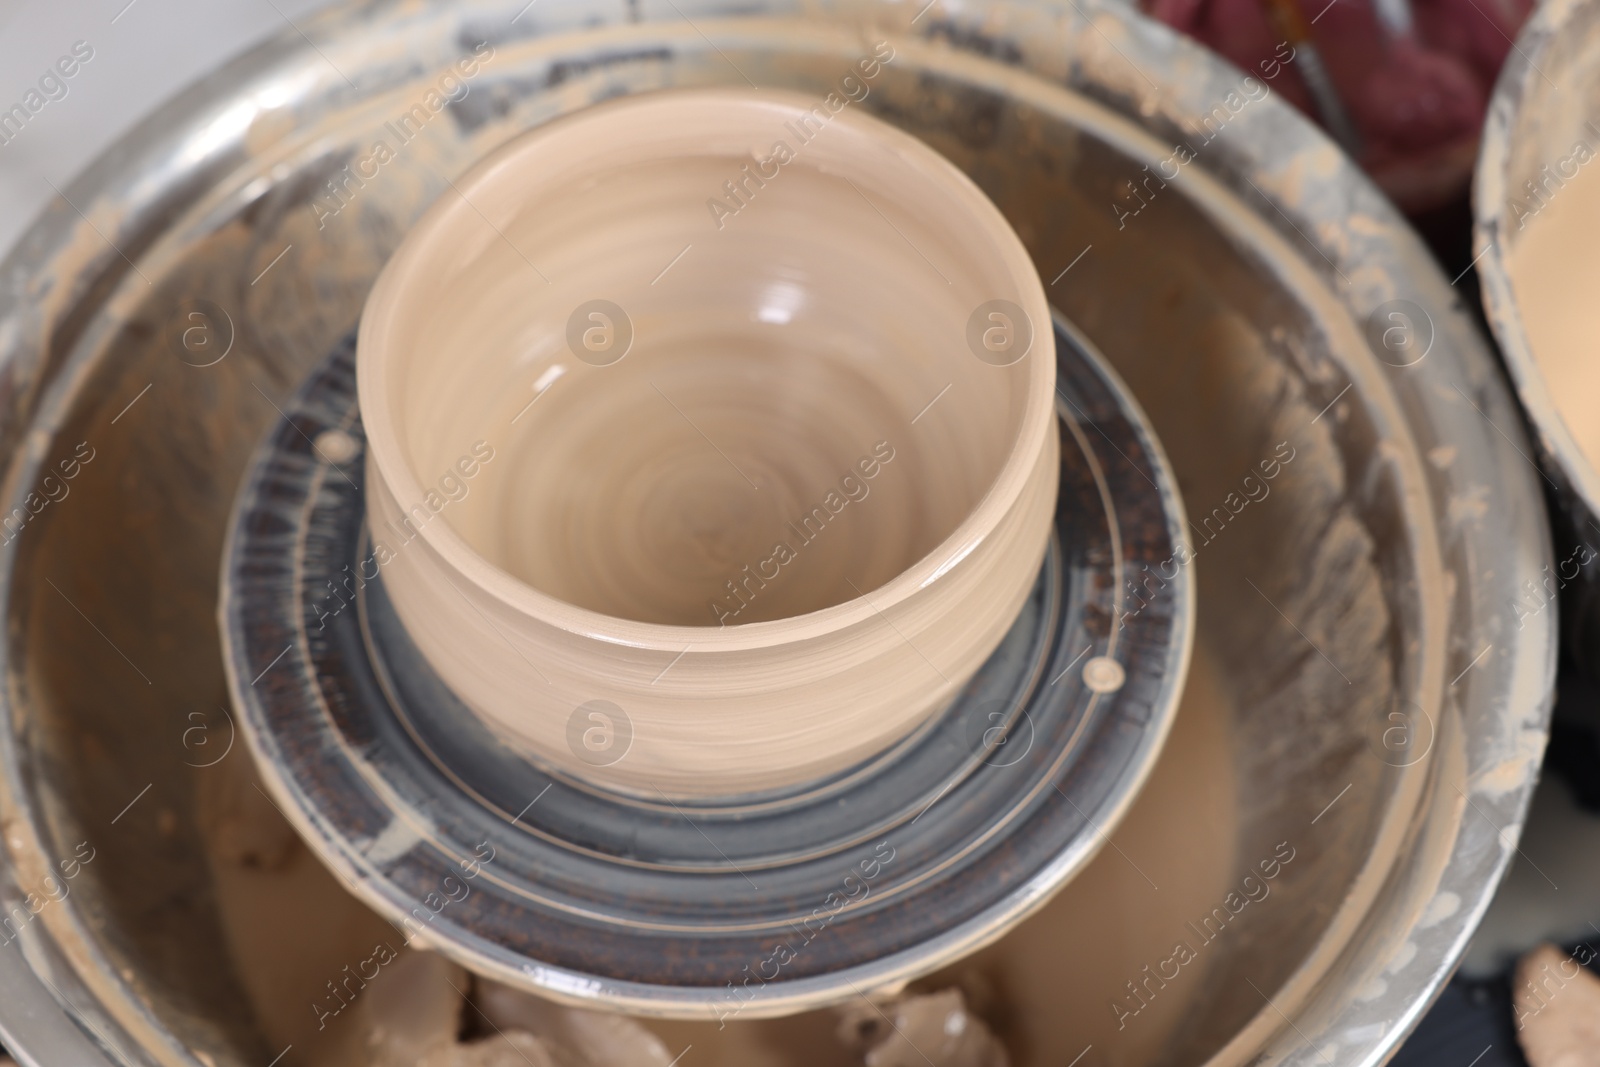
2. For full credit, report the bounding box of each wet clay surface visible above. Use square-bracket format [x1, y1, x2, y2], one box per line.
[1507, 160, 1600, 476]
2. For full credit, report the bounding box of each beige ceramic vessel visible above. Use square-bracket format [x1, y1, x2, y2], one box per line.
[357, 88, 1058, 797]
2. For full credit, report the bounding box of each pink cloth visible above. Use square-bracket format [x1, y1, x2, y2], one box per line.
[1145, 0, 1532, 209]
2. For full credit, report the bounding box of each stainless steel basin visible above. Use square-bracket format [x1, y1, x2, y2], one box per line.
[0, 2, 1554, 1065]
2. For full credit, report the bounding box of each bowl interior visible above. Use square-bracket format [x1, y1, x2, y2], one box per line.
[362, 89, 1046, 626]
[1484, 2, 1600, 494]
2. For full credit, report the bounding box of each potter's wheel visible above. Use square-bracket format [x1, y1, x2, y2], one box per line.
[220, 314, 1191, 1016]
[0, 1, 1558, 1064]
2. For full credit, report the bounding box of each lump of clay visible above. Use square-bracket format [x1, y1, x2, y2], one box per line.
[361, 953, 565, 1067]
[836, 989, 1009, 1067]
[196, 754, 667, 1067]
[196, 752, 402, 1062]
[1514, 942, 1600, 1067]
[450, 1034, 558, 1066]
[361, 950, 474, 1063]
[475, 979, 677, 1067]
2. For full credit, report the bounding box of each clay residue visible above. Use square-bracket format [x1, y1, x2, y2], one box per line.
[835, 990, 1009, 1066]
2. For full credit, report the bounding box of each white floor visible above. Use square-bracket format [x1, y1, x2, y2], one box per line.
[0, 0, 328, 257]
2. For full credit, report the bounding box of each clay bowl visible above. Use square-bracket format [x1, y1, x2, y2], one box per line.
[1476, 0, 1600, 663]
[0, 1, 1554, 1066]
[357, 88, 1059, 797]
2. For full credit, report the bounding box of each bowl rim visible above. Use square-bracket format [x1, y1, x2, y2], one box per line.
[1473, 0, 1600, 523]
[355, 85, 1057, 652]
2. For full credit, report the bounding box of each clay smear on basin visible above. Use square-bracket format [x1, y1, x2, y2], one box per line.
[357, 89, 1058, 795]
